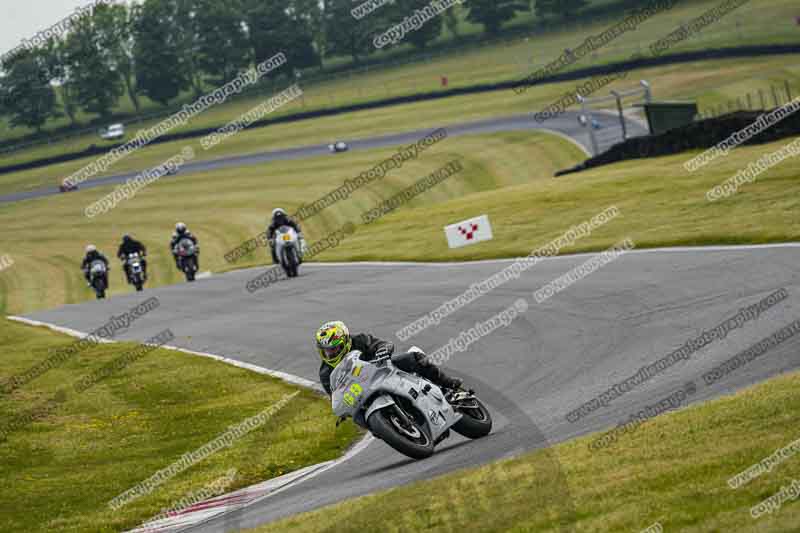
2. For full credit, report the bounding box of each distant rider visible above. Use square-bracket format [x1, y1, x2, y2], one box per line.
[170, 222, 199, 270]
[117, 234, 148, 281]
[315, 321, 463, 396]
[81, 245, 109, 286]
[267, 208, 304, 264]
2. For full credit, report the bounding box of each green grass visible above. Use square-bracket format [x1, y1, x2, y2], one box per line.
[0, 317, 360, 533]
[1, 0, 796, 169]
[246, 367, 800, 532]
[0, 131, 579, 315]
[1, 52, 798, 199]
[1, 129, 798, 317]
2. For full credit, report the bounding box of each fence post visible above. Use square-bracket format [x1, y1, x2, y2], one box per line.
[759, 89, 766, 109]
[771, 86, 780, 107]
[611, 90, 627, 140]
[786, 80, 793, 102]
[746, 93, 753, 110]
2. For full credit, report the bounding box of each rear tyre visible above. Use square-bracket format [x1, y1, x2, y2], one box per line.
[367, 405, 434, 460]
[451, 396, 493, 439]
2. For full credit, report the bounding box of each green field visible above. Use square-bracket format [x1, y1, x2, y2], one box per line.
[249, 367, 800, 532]
[0, 317, 360, 533]
[1, 52, 798, 199]
[1, 129, 798, 317]
[1, 0, 797, 169]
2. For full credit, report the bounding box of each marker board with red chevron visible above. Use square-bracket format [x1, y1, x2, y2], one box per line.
[444, 214, 493, 249]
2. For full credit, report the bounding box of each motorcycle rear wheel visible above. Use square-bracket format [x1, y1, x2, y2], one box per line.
[368, 405, 434, 460]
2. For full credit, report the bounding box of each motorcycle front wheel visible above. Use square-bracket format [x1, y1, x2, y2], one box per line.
[184, 257, 196, 282]
[367, 403, 434, 460]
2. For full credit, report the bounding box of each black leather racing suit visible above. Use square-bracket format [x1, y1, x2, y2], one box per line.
[267, 214, 302, 264]
[170, 231, 199, 269]
[117, 239, 148, 280]
[81, 251, 109, 282]
[319, 333, 459, 395]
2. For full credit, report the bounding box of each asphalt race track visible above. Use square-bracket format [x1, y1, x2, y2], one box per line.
[22, 244, 800, 531]
[0, 110, 645, 205]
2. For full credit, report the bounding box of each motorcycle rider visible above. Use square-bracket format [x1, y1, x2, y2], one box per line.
[315, 321, 462, 396]
[81, 245, 109, 286]
[170, 222, 199, 270]
[267, 208, 304, 264]
[117, 234, 148, 282]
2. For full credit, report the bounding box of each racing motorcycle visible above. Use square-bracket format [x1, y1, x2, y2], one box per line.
[174, 237, 199, 282]
[124, 252, 145, 292]
[331, 349, 492, 459]
[275, 225, 301, 278]
[89, 260, 108, 299]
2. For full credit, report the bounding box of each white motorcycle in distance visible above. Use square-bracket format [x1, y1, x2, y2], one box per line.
[275, 225, 301, 278]
[89, 260, 108, 299]
[125, 252, 146, 292]
[331, 350, 492, 460]
[175, 238, 199, 282]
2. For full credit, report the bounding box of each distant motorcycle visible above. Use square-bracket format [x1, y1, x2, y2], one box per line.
[89, 260, 108, 299]
[329, 141, 349, 153]
[124, 252, 145, 292]
[174, 238, 199, 282]
[331, 349, 492, 460]
[275, 225, 301, 278]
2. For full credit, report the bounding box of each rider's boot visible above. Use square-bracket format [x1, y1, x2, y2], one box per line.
[412, 350, 463, 391]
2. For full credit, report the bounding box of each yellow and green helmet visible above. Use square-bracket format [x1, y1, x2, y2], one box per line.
[316, 321, 352, 367]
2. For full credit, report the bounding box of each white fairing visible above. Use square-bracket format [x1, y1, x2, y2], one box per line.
[90, 260, 107, 276]
[330, 350, 461, 443]
[128, 253, 142, 273]
[274, 225, 298, 258]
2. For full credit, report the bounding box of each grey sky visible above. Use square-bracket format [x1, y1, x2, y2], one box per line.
[0, 0, 130, 56]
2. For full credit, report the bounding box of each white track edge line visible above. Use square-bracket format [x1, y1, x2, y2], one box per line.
[4, 315, 374, 532]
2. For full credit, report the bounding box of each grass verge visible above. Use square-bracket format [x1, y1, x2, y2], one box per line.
[0, 318, 360, 533]
[248, 368, 800, 532]
[1, 50, 797, 198]
[1, 131, 798, 316]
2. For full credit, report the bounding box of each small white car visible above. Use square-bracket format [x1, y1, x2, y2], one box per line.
[329, 141, 349, 153]
[100, 123, 126, 141]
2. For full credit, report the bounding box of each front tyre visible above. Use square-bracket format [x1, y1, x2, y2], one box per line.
[287, 247, 299, 278]
[184, 257, 196, 282]
[367, 406, 434, 460]
[451, 395, 493, 439]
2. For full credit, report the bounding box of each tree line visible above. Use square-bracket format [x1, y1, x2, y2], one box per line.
[0, 0, 589, 133]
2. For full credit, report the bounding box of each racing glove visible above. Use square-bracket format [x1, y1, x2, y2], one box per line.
[374, 343, 394, 359]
